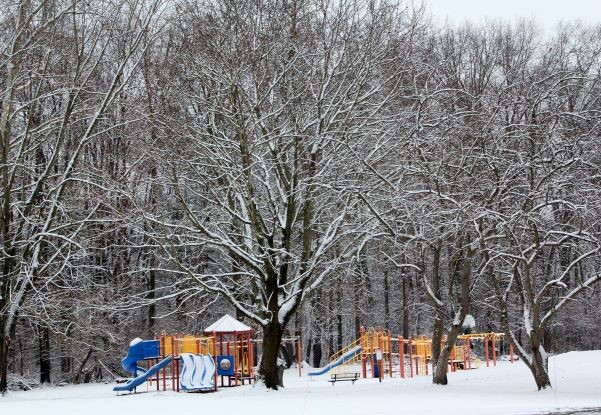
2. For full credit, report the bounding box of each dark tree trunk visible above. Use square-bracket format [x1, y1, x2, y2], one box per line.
[312, 342, 322, 368]
[431, 318, 444, 368]
[496, 281, 552, 391]
[259, 322, 284, 389]
[354, 259, 362, 338]
[429, 244, 443, 368]
[432, 325, 462, 385]
[280, 343, 293, 368]
[61, 355, 72, 375]
[73, 348, 93, 384]
[305, 338, 312, 363]
[39, 325, 51, 384]
[0, 327, 8, 393]
[527, 341, 552, 390]
[433, 238, 471, 386]
[336, 282, 343, 350]
[19, 338, 24, 376]
[402, 275, 410, 341]
[383, 269, 390, 329]
[61, 325, 73, 376]
[530, 358, 552, 390]
[147, 267, 156, 337]
[508, 332, 552, 390]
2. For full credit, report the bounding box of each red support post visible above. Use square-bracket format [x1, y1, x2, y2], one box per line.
[492, 334, 497, 367]
[249, 338, 255, 381]
[161, 335, 166, 391]
[484, 335, 490, 368]
[175, 358, 180, 392]
[234, 331, 238, 386]
[147, 359, 151, 388]
[171, 336, 176, 391]
[155, 358, 160, 391]
[369, 333, 376, 379]
[360, 326, 367, 378]
[387, 331, 392, 378]
[213, 331, 218, 391]
[399, 336, 405, 379]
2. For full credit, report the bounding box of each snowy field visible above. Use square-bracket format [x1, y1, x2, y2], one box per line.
[2, 351, 600, 415]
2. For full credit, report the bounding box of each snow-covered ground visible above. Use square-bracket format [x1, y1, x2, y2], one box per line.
[2, 351, 600, 415]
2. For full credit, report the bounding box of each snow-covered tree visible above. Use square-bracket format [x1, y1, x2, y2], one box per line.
[0, 0, 163, 393]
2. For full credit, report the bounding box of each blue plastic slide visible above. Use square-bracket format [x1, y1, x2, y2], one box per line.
[308, 346, 362, 376]
[120, 338, 161, 377]
[113, 355, 173, 393]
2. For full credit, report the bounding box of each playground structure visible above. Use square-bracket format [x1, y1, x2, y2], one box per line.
[310, 326, 512, 381]
[113, 333, 217, 394]
[204, 314, 254, 387]
[114, 313, 513, 393]
[113, 314, 255, 394]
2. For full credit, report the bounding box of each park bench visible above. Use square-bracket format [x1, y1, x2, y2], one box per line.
[328, 372, 359, 385]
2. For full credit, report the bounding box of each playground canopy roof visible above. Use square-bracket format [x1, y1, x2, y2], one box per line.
[204, 314, 252, 334]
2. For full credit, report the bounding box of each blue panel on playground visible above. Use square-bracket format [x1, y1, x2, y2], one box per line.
[373, 356, 380, 378]
[217, 355, 235, 376]
[130, 340, 160, 360]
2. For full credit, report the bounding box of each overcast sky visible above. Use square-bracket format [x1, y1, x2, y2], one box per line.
[426, 0, 601, 28]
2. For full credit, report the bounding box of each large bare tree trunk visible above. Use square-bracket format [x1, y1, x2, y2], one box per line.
[0, 1, 30, 394]
[429, 244, 443, 368]
[432, 326, 462, 385]
[505, 325, 552, 390]
[259, 322, 285, 389]
[38, 325, 51, 384]
[529, 344, 551, 390]
[432, 240, 471, 385]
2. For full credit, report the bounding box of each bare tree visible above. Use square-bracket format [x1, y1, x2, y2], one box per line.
[143, 0, 413, 389]
[0, 0, 163, 393]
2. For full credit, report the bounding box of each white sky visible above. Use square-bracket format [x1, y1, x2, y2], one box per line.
[425, 0, 601, 28]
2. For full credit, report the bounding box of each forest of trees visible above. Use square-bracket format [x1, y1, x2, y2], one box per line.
[1, 0, 601, 392]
